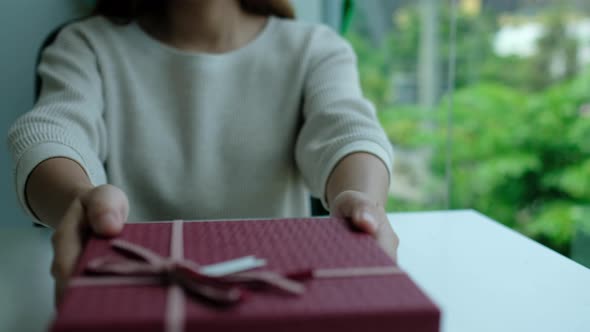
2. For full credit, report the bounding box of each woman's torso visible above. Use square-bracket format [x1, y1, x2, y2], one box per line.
[82, 16, 317, 221]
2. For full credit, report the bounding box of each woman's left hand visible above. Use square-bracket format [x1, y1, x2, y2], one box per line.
[330, 190, 399, 261]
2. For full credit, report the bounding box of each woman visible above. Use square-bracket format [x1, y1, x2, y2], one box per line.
[7, 0, 397, 302]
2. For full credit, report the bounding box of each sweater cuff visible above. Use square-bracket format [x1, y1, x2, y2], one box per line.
[318, 140, 394, 210]
[14, 142, 96, 226]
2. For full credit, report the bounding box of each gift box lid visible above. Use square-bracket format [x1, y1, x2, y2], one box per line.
[52, 218, 440, 332]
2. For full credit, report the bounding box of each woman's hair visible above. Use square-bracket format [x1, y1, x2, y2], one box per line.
[94, 0, 295, 24]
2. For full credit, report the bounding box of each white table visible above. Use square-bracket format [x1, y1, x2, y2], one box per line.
[392, 210, 590, 332]
[1, 210, 589, 332]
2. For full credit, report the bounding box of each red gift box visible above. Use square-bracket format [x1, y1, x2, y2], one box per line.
[51, 218, 440, 332]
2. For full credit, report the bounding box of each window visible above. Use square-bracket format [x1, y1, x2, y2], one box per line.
[342, 0, 590, 264]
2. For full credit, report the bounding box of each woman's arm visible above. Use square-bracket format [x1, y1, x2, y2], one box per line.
[7, 22, 108, 224]
[294, 26, 398, 259]
[26, 158, 93, 229]
[326, 152, 389, 211]
[7, 22, 127, 303]
[326, 152, 398, 260]
[26, 157, 127, 235]
[26, 157, 128, 304]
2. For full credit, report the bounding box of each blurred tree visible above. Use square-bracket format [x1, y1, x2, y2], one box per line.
[347, 2, 495, 108]
[529, 9, 579, 89]
[346, 1, 590, 255]
[378, 71, 590, 254]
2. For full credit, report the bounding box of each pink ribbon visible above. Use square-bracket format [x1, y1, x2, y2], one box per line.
[82, 238, 306, 304]
[70, 220, 402, 332]
[70, 221, 304, 332]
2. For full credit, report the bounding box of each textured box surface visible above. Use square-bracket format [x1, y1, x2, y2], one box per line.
[52, 218, 439, 332]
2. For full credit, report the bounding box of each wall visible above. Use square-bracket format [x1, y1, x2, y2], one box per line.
[292, 0, 341, 28]
[291, 0, 323, 23]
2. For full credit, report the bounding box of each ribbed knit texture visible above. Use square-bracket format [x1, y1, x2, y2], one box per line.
[7, 16, 393, 224]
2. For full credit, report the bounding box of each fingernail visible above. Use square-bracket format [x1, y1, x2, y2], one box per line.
[361, 211, 378, 232]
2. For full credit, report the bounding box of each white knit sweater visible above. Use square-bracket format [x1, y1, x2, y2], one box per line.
[7, 16, 393, 223]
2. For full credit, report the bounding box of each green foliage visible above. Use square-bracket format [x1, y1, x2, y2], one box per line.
[346, 2, 590, 256]
[522, 202, 580, 254]
[416, 73, 590, 255]
[346, 3, 495, 109]
[346, 34, 392, 109]
[346, 3, 590, 255]
[480, 7, 582, 92]
[378, 104, 434, 148]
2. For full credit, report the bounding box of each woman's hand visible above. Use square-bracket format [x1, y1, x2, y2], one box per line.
[330, 190, 399, 261]
[50, 184, 129, 305]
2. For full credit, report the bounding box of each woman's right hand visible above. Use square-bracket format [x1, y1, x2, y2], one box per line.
[50, 184, 129, 305]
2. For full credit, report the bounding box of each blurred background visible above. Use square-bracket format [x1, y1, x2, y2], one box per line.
[342, 0, 590, 267]
[1, 0, 589, 267]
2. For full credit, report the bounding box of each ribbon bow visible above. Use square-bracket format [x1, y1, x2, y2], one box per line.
[84, 239, 305, 305]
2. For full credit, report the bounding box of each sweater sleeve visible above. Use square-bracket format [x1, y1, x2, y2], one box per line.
[6, 24, 107, 222]
[295, 26, 394, 209]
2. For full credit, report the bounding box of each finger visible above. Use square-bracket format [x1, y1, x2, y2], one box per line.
[330, 198, 352, 220]
[349, 205, 380, 235]
[82, 185, 128, 236]
[338, 198, 379, 234]
[377, 220, 399, 262]
[51, 200, 85, 304]
[330, 191, 380, 234]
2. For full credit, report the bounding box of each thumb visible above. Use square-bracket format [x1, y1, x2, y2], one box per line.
[331, 191, 379, 234]
[349, 205, 379, 235]
[81, 184, 129, 237]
